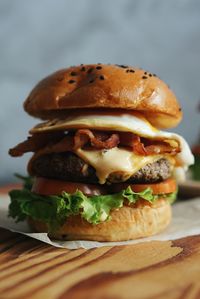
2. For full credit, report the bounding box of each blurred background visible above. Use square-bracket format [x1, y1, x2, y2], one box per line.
[0, 0, 200, 184]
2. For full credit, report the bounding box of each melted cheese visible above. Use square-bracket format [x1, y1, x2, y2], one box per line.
[75, 147, 163, 184]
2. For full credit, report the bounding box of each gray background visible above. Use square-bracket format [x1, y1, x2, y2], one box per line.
[0, 0, 200, 184]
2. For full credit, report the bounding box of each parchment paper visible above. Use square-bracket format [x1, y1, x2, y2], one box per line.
[0, 194, 200, 249]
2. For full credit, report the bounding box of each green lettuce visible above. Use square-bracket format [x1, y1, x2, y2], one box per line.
[8, 176, 177, 231]
[14, 173, 34, 191]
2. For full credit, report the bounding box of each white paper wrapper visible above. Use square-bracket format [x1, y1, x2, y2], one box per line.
[1, 194, 200, 249]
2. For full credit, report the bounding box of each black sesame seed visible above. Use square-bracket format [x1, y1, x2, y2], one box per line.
[126, 69, 130, 73]
[153, 74, 157, 77]
[149, 74, 152, 77]
[96, 66, 102, 70]
[87, 68, 93, 73]
[144, 71, 147, 75]
[89, 79, 94, 83]
[129, 69, 135, 73]
[116, 64, 128, 69]
[99, 75, 105, 80]
[71, 71, 77, 76]
[81, 67, 86, 71]
[68, 80, 76, 84]
[142, 76, 148, 79]
[97, 63, 102, 65]
[179, 108, 182, 111]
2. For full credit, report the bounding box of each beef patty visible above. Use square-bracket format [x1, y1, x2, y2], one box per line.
[31, 152, 172, 184]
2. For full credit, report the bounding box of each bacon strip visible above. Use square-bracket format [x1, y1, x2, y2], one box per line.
[9, 132, 65, 157]
[27, 136, 74, 175]
[9, 129, 119, 157]
[145, 143, 180, 155]
[74, 129, 120, 150]
[36, 136, 74, 155]
[9, 129, 180, 159]
[119, 133, 147, 154]
[119, 132, 180, 155]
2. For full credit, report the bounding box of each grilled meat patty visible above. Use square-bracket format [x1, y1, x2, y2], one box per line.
[31, 152, 172, 184]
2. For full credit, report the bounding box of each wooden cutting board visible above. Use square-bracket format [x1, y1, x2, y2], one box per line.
[0, 227, 200, 299]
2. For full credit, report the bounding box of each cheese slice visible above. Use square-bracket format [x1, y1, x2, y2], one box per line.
[75, 147, 164, 184]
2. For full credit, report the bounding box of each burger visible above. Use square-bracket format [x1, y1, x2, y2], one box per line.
[8, 64, 194, 241]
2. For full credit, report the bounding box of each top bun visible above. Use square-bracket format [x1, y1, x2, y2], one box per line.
[24, 64, 182, 129]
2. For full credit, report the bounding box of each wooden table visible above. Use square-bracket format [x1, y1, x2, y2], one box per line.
[0, 187, 200, 299]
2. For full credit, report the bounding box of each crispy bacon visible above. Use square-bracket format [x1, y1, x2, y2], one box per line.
[145, 143, 180, 155]
[27, 136, 74, 175]
[119, 132, 180, 155]
[119, 133, 147, 154]
[9, 129, 119, 158]
[9, 132, 65, 157]
[74, 129, 120, 150]
[29, 136, 73, 159]
[9, 129, 180, 159]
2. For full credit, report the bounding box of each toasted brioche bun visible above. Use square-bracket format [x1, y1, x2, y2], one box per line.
[28, 199, 171, 242]
[24, 64, 182, 129]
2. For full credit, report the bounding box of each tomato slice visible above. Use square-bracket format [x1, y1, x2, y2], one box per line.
[32, 177, 177, 197]
[32, 177, 107, 196]
[110, 178, 177, 195]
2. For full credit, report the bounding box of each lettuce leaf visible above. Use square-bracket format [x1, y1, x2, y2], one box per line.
[14, 173, 34, 191]
[8, 180, 177, 231]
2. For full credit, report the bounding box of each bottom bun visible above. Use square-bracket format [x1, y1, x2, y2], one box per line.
[28, 199, 171, 242]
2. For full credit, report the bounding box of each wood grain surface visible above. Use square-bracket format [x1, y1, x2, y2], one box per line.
[0, 228, 200, 299]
